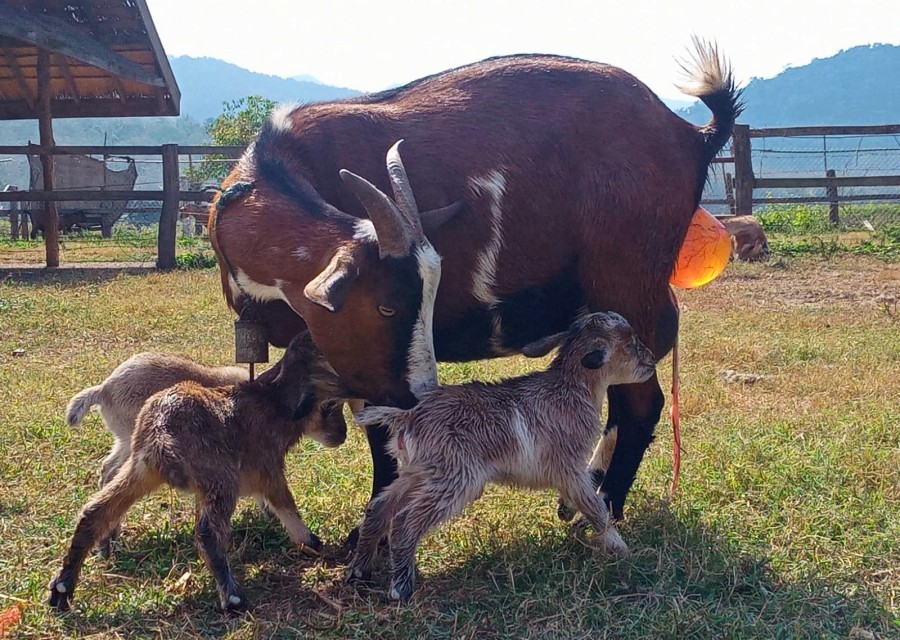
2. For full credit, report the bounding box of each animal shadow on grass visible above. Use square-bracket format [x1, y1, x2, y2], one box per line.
[55, 506, 341, 637]
[339, 493, 896, 639]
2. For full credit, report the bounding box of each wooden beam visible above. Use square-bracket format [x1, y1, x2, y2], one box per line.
[37, 47, 59, 268]
[754, 175, 900, 189]
[0, 190, 217, 203]
[0, 4, 165, 88]
[55, 53, 80, 103]
[157, 144, 180, 270]
[133, 0, 181, 111]
[3, 48, 35, 107]
[0, 145, 246, 156]
[0, 97, 179, 119]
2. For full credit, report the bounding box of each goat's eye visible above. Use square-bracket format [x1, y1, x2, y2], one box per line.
[378, 305, 396, 317]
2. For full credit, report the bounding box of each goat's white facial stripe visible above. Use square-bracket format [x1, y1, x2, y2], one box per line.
[468, 170, 507, 307]
[407, 242, 441, 398]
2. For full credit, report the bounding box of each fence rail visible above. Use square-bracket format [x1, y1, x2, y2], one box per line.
[705, 124, 900, 225]
[2, 128, 899, 268]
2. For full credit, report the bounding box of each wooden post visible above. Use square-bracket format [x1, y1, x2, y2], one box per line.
[157, 144, 179, 269]
[36, 47, 59, 267]
[731, 124, 754, 215]
[826, 169, 840, 226]
[724, 172, 736, 215]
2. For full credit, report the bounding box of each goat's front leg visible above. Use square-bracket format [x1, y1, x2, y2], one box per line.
[558, 425, 618, 522]
[194, 488, 245, 614]
[561, 472, 629, 556]
[344, 423, 398, 550]
[263, 473, 321, 553]
[96, 438, 131, 558]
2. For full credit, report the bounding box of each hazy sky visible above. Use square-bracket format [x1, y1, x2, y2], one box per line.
[148, 0, 898, 101]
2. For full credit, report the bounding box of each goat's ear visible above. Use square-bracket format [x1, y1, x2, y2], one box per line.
[292, 387, 317, 420]
[581, 347, 610, 370]
[304, 248, 358, 312]
[421, 200, 466, 238]
[521, 332, 567, 358]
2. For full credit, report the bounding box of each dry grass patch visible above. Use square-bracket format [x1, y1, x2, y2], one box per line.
[0, 255, 898, 638]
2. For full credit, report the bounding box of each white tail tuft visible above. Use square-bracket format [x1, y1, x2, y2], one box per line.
[676, 36, 735, 98]
[65, 385, 103, 427]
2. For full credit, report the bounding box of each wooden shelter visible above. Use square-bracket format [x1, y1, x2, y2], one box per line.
[0, 0, 180, 266]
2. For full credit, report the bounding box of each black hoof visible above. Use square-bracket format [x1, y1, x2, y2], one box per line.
[342, 526, 360, 552]
[557, 499, 577, 522]
[47, 577, 73, 612]
[345, 565, 373, 585]
[307, 531, 323, 552]
[389, 583, 412, 604]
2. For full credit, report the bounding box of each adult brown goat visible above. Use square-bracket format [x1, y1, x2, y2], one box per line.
[210, 39, 743, 542]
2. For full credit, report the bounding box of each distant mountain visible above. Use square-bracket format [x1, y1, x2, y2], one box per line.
[170, 56, 360, 122]
[291, 74, 325, 84]
[679, 43, 900, 127]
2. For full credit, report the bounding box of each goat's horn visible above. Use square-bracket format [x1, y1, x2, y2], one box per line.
[385, 140, 425, 240]
[340, 168, 412, 258]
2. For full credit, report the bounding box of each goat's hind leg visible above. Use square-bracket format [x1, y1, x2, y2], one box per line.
[388, 476, 480, 603]
[48, 459, 158, 611]
[347, 474, 416, 584]
[96, 437, 131, 557]
[560, 472, 629, 556]
[194, 487, 245, 614]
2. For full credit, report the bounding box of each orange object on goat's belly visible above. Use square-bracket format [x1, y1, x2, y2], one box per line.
[670, 207, 732, 289]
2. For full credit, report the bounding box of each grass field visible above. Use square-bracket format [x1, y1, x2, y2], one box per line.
[1, 255, 898, 639]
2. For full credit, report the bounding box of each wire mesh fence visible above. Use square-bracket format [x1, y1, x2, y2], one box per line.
[702, 129, 900, 230]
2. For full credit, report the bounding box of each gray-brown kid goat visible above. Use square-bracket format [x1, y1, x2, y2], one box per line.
[349, 311, 657, 603]
[49, 331, 347, 614]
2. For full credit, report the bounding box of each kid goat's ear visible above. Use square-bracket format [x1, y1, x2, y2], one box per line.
[293, 387, 317, 420]
[521, 332, 567, 358]
[580, 347, 610, 370]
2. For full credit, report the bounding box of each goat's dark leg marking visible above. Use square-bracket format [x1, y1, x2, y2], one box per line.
[194, 488, 245, 614]
[49, 461, 158, 611]
[598, 377, 665, 519]
[345, 423, 398, 549]
[264, 473, 320, 551]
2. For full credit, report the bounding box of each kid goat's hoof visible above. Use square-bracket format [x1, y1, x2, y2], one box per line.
[222, 592, 251, 616]
[47, 576, 73, 612]
[388, 583, 413, 604]
[557, 498, 577, 522]
[345, 565, 372, 585]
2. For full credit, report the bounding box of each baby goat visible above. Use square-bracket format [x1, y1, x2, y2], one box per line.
[49, 332, 347, 614]
[67, 353, 248, 555]
[349, 312, 657, 603]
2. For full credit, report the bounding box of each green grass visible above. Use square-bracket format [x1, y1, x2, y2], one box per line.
[0, 256, 898, 638]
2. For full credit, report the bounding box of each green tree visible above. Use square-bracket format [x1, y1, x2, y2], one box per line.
[188, 95, 275, 182]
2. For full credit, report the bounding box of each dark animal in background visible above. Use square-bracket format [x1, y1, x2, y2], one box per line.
[211, 38, 743, 541]
[350, 312, 657, 603]
[48, 332, 348, 614]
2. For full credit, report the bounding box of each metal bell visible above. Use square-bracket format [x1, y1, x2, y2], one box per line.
[234, 317, 269, 364]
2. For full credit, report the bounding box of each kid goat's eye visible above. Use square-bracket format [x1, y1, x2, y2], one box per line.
[378, 305, 396, 317]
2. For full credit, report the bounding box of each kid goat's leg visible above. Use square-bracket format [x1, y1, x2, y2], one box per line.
[560, 471, 629, 555]
[559, 425, 618, 522]
[388, 476, 481, 603]
[263, 473, 320, 552]
[96, 438, 132, 557]
[48, 460, 159, 611]
[347, 474, 418, 582]
[194, 484, 243, 614]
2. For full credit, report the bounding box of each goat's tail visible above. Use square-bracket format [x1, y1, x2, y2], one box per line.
[65, 385, 102, 427]
[353, 405, 409, 433]
[677, 36, 745, 163]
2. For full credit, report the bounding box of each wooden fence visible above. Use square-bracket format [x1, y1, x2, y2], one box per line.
[705, 124, 900, 220]
[0, 144, 244, 268]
